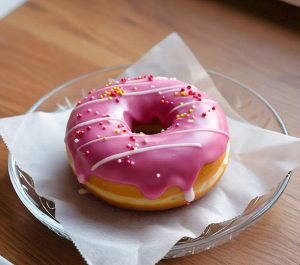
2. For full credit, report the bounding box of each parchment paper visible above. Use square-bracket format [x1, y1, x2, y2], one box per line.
[1, 33, 300, 265]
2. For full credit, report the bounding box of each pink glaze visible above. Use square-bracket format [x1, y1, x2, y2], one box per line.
[65, 75, 229, 200]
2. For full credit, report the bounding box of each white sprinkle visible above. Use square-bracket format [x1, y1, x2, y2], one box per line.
[131, 161, 135, 165]
[151, 85, 155, 88]
[143, 138, 149, 144]
[74, 138, 79, 143]
[158, 91, 162, 95]
[192, 105, 196, 109]
[96, 134, 101, 138]
[161, 129, 165, 132]
[156, 173, 161, 178]
[117, 159, 122, 163]
[170, 77, 177, 80]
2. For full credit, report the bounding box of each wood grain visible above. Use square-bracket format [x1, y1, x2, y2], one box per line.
[0, 0, 299, 264]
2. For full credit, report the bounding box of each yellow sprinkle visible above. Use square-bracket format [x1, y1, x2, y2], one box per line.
[114, 129, 119, 134]
[108, 82, 112, 85]
[103, 137, 108, 141]
[108, 96, 112, 100]
[180, 91, 187, 96]
[100, 95, 104, 99]
[188, 108, 193, 113]
[174, 92, 179, 96]
[180, 102, 184, 105]
[180, 113, 184, 117]
[176, 114, 180, 119]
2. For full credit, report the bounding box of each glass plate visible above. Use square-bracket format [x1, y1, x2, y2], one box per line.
[8, 66, 291, 259]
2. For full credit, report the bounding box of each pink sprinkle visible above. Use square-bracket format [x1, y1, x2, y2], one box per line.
[133, 87, 138, 91]
[84, 150, 90, 156]
[76, 113, 82, 119]
[143, 138, 149, 144]
[117, 159, 122, 163]
[129, 136, 136, 141]
[212, 106, 216, 110]
[127, 143, 132, 149]
[88, 91, 92, 95]
[94, 111, 99, 115]
[99, 122, 103, 126]
[86, 126, 92, 130]
[127, 159, 131, 164]
[175, 123, 180, 127]
[156, 173, 161, 178]
[102, 126, 106, 130]
[90, 96, 95, 100]
[131, 161, 135, 165]
[96, 135, 101, 138]
[201, 112, 206, 117]
[76, 101, 82, 106]
[87, 108, 92, 113]
[148, 74, 154, 81]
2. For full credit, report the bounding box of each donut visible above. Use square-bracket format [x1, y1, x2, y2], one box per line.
[65, 75, 229, 211]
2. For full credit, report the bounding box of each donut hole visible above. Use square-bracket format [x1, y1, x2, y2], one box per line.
[131, 117, 166, 135]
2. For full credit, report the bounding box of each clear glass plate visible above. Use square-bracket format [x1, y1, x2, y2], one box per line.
[8, 66, 291, 259]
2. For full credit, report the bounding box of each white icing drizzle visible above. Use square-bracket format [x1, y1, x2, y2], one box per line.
[168, 99, 217, 115]
[77, 134, 129, 151]
[73, 85, 184, 111]
[184, 187, 195, 202]
[66, 117, 129, 137]
[91, 143, 202, 171]
[77, 128, 228, 152]
[167, 128, 229, 138]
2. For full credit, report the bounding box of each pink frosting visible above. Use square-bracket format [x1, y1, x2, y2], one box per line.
[65, 76, 229, 200]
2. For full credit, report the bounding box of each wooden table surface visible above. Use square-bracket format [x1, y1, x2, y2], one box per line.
[0, 1, 299, 264]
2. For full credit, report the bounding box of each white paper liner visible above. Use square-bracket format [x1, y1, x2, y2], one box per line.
[1, 33, 300, 265]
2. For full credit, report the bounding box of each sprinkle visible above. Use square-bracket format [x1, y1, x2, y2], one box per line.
[158, 91, 162, 95]
[127, 143, 132, 149]
[127, 159, 131, 164]
[187, 85, 191, 89]
[76, 113, 82, 119]
[90, 96, 95, 100]
[99, 122, 103, 126]
[117, 159, 122, 163]
[129, 136, 136, 141]
[188, 91, 193, 95]
[143, 138, 149, 144]
[76, 101, 82, 106]
[86, 126, 92, 131]
[131, 161, 135, 165]
[165, 100, 169, 104]
[114, 129, 120, 134]
[150, 85, 155, 88]
[96, 135, 101, 138]
[148, 74, 154, 81]
[174, 92, 179, 96]
[188, 108, 193, 113]
[122, 129, 127, 133]
[75, 130, 84, 137]
[94, 111, 99, 115]
[120, 78, 127, 83]
[115, 98, 120, 103]
[161, 129, 165, 132]
[135, 143, 139, 147]
[84, 150, 90, 156]
[161, 99, 165, 103]
[103, 137, 108, 141]
[74, 138, 79, 143]
[201, 113, 206, 117]
[176, 114, 180, 119]
[100, 95, 104, 99]
[108, 96, 112, 100]
[156, 173, 161, 178]
[192, 105, 196, 109]
[102, 126, 106, 130]
[175, 123, 180, 127]
[133, 87, 138, 91]
[180, 88, 185, 92]
[180, 102, 184, 105]
[181, 91, 187, 96]
[212, 106, 216, 110]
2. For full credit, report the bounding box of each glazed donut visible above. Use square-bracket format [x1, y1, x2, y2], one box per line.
[65, 75, 229, 211]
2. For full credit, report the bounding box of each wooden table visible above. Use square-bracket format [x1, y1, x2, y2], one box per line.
[0, 1, 299, 264]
